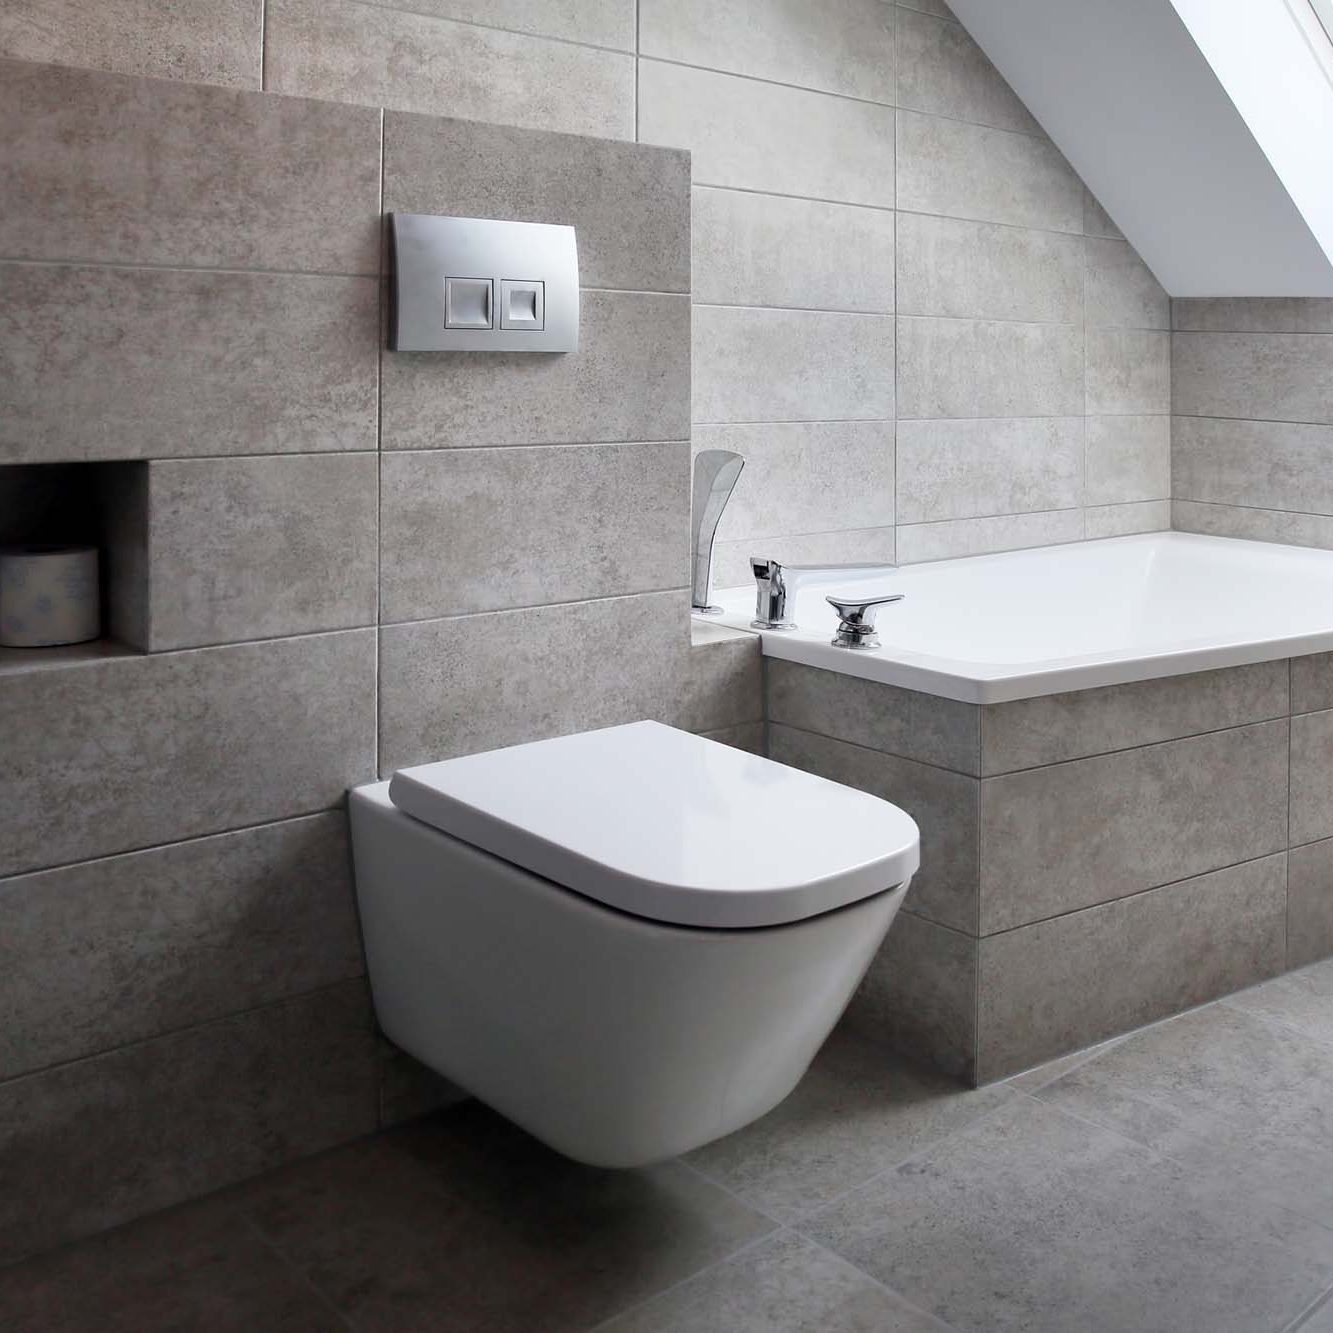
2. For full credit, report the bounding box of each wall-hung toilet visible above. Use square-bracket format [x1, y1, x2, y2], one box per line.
[349, 720, 920, 1168]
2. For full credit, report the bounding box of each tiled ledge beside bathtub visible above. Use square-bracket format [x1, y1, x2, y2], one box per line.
[764, 653, 1331, 1084]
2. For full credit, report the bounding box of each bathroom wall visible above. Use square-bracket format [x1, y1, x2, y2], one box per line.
[0, 0, 1172, 581]
[1173, 298, 1333, 546]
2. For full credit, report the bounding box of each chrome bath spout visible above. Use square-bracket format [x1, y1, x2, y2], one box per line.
[691, 450, 745, 614]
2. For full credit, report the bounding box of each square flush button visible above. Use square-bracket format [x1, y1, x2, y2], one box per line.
[499, 279, 544, 331]
[444, 277, 493, 329]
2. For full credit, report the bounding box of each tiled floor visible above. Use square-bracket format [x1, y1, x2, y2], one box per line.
[5, 960, 1333, 1333]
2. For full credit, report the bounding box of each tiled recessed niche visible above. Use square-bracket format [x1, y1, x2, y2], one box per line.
[0, 461, 149, 672]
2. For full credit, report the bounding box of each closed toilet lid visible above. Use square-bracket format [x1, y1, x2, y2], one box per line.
[387, 720, 920, 929]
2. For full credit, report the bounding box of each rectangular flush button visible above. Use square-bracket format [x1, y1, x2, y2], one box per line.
[499, 279, 544, 331]
[444, 276, 492, 329]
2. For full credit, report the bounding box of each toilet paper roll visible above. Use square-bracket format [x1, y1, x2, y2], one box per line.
[0, 545, 100, 648]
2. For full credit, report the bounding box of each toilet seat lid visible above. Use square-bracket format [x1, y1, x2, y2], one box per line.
[387, 720, 920, 929]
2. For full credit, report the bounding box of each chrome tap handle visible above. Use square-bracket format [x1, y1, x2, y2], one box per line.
[825, 593, 904, 650]
[750, 557, 794, 629]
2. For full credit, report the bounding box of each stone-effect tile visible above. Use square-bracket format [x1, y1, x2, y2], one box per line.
[237, 1101, 773, 1333]
[698, 721, 766, 755]
[977, 855, 1287, 1079]
[361, 0, 635, 49]
[896, 214, 1082, 323]
[383, 291, 690, 449]
[897, 318, 1082, 419]
[638, 60, 897, 208]
[380, 442, 688, 622]
[1171, 500, 1333, 552]
[1226, 958, 1333, 1048]
[0, 629, 376, 877]
[767, 659, 979, 773]
[1003, 1033, 1130, 1094]
[1085, 414, 1170, 505]
[0, 981, 377, 1264]
[802, 1096, 1333, 1333]
[384, 112, 689, 294]
[145, 455, 379, 651]
[1085, 328, 1171, 415]
[1084, 237, 1169, 330]
[639, 0, 895, 103]
[1083, 501, 1170, 538]
[0, 267, 378, 465]
[1295, 654, 1333, 715]
[1172, 416, 1333, 513]
[1172, 297, 1333, 334]
[378, 592, 759, 773]
[980, 660, 1289, 775]
[265, 0, 634, 139]
[597, 1229, 952, 1333]
[896, 6, 1040, 134]
[896, 417, 1083, 523]
[897, 509, 1083, 564]
[0, 813, 362, 1081]
[1290, 840, 1333, 969]
[1296, 1292, 1333, 1332]
[694, 307, 895, 424]
[980, 720, 1289, 931]
[686, 1029, 1011, 1223]
[1173, 332, 1333, 424]
[0, 58, 380, 272]
[0, 0, 262, 88]
[0, 1195, 348, 1333]
[697, 421, 895, 543]
[768, 724, 978, 934]
[691, 187, 895, 313]
[712, 527, 898, 591]
[896, 110, 1082, 233]
[1293, 711, 1333, 846]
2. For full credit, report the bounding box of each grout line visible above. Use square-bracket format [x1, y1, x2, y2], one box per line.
[346, 0, 634, 56]
[1172, 412, 1333, 430]
[375, 109, 385, 780]
[1173, 496, 1333, 521]
[0, 255, 379, 280]
[633, 0, 640, 142]
[238, 1211, 358, 1330]
[258, 0, 267, 90]
[379, 584, 690, 633]
[1286, 1285, 1333, 1333]
[697, 300, 893, 317]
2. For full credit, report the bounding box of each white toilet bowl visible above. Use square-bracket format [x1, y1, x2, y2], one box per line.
[349, 720, 919, 1168]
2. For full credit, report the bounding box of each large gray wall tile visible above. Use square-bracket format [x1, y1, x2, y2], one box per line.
[1293, 653, 1333, 715]
[358, 0, 635, 48]
[0, 630, 376, 877]
[897, 318, 1082, 419]
[0, 59, 380, 272]
[1085, 414, 1170, 505]
[977, 855, 1287, 1079]
[1289, 838, 1333, 969]
[897, 508, 1084, 564]
[639, 60, 896, 207]
[265, 0, 633, 139]
[145, 455, 379, 651]
[1172, 416, 1333, 512]
[979, 720, 1290, 932]
[692, 187, 895, 313]
[841, 910, 978, 1082]
[0, 813, 361, 1080]
[1172, 297, 1333, 333]
[713, 527, 898, 590]
[1083, 500, 1170, 538]
[0, 267, 378, 465]
[383, 291, 690, 449]
[896, 6, 1039, 134]
[1292, 709, 1333, 846]
[0, 981, 376, 1264]
[896, 214, 1082, 323]
[697, 421, 895, 542]
[896, 110, 1082, 232]
[1171, 500, 1333, 551]
[1173, 332, 1333, 423]
[1085, 329, 1171, 415]
[380, 442, 688, 622]
[1084, 238, 1170, 330]
[768, 724, 979, 933]
[0, 0, 262, 87]
[981, 661, 1290, 775]
[896, 417, 1083, 523]
[639, 0, 895, 103]
[379, 593, 759, 772]
[384, 111, 689, 294]
[694, 307, 894, 424]
[767, 659, 980, 773]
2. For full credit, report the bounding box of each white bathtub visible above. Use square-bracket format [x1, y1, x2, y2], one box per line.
[709, 532, 1333, 703]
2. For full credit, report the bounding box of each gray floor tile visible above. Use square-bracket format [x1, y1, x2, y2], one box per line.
[1295, 1290, 1333, 1332]
[594, 1229, 952, 1332]
[1002, 1034, 1130, 1094]
[802, 1097, 1333, 1333]
[685, 1029, 1014, 1223]
[0, 1196, 347, 1332]
[235, 1102, 774, 1333]
[1225, 958, 1333, 1047]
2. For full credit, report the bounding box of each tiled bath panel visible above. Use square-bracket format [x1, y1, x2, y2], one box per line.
[768, 655, 1330, 1083]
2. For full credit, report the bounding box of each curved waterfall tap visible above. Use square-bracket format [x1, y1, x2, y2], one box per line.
[691, 450, 745, 614]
